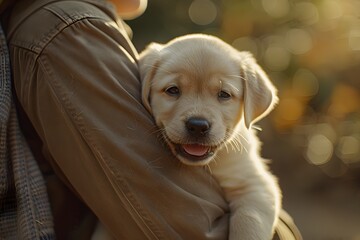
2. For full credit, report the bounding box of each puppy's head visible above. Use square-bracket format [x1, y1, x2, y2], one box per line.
[139, 34, 277, 166]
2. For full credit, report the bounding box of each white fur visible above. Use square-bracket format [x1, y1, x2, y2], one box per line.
[93, 34, 281, 240]
[140, 34, 282, 240]
[210, 122, 281, 239]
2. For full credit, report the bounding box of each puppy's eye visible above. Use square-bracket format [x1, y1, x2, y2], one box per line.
[165, 86, 181, 97]
[218, 90, 231, 100]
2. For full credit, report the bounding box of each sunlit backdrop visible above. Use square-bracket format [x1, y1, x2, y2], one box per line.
[128, 1, 360, 239]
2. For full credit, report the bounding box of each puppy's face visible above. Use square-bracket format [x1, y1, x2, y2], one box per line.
[150, 55, 243, 166]
[140, 34, 277, 166]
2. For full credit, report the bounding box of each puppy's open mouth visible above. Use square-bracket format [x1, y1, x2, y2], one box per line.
[162, 132, 220, 166]
[174, 143, 216, 165]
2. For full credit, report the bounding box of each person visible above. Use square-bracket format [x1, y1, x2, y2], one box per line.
[1, 0, 230, 239]
[0, 0, 301, 239]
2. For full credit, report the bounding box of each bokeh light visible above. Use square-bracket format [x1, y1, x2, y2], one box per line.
[306, 134, 333, 165]
[349, 29, 360, 51]
[292, 69, 319, 99]
[263, 45, 291, 71]
[188, 0, 217, 25]
[232, 37, 258, 56]
[295, 2, 319, 25]
[328, 83, 360, 119]
[130, 1, 360, 238]
[321, 0, 343, 20]
[261, 0, 289, 18]
[277, 98, 304, 122]
[337, 136, 360, 164]
[285, 28, 313, 55]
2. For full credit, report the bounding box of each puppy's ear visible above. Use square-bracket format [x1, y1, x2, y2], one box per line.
[139, 43, 163, 113]
[240, 52, 278, 129]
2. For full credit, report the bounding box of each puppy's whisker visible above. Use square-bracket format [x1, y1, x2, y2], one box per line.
[238, 133, 249, 143]
[224, 142, 230, 153]
[224, 133, 246, 153]
[149, 126, 163, 136]
[163, 126, 185, 144]
[144, 126, 163, 138]
[236, 136, 248, 153]
[235, 138, 245, 152]
[226, 139, 236, 151]
[204, 164, 213, 174]
[224, 132, 238, 151]
[234, 135, 245, 150]
[232, 139, 241, 152]
[157, 129, 172, 145]
[233, 140, 241, 151]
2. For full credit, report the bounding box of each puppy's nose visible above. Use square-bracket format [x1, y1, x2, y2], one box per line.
[186, 117, 210, 136]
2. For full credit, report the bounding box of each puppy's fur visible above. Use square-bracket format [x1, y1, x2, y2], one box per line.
[140, 34, 281, 240]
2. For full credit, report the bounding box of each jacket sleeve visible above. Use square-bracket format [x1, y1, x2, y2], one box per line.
[6, 0, 229, 239]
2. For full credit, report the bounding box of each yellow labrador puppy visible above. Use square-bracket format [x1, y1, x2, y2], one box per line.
[140, 34, 281, 240]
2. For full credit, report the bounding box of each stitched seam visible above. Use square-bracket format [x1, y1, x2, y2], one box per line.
[43, 4, 107, 25]
[13, 15, 104, 56]
[9, 2, 164, 237]
[9, 1, 113, 57]
[37, 55, 163, 240]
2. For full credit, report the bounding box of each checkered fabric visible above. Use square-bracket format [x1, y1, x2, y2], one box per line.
[0, 23, 55, 240]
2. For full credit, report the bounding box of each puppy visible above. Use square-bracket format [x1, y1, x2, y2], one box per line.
[139, 34, 281, 240]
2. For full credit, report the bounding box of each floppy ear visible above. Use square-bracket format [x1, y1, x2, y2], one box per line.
[240, 52, 278, 129]
[139, 43, 163, 113]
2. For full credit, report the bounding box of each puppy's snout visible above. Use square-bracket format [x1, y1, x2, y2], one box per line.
[186, 117, 211, 137]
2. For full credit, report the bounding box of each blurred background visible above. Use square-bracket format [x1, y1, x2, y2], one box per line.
[127, 0, 360, 239]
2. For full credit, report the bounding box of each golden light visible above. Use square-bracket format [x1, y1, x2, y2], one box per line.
[261, 0, 289, 18]
[306, 134, 334, 166]
[321, 0, 343, 20]
[292, 68, 319, 99]
[263, 45, 291, 71]
[328, 84, 360, 119]
[295, 2, 319, 25]
[272, 94, 307, 130]
[313, 123, 337, 143]
[278, 98, 304, 122]
[286, 28, 313, 55]
[232, 37, 258, 56]
[349, 29, 360, 51]
[188, 0, 217, 25]
[337, 136, 360, 164]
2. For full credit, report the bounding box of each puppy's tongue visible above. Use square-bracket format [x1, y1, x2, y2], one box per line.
[182, 144, 209, 157]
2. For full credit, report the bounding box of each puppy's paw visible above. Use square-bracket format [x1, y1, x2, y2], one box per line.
[229, 210, 275, 240]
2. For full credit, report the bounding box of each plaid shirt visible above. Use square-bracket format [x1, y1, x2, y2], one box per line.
[0, 23, 54, 240]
